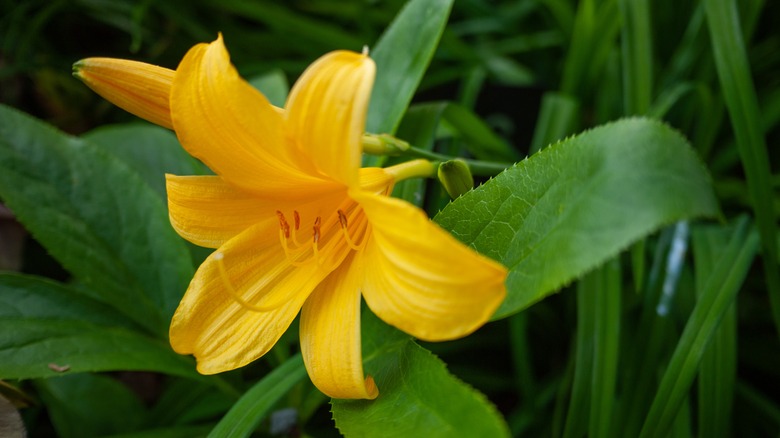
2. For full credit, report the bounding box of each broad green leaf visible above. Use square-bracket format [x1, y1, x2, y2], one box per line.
[366, 0, 454, 135]
[148, 378, 235, 427]
[435, 118, 719, 318]
[83, 123, 209, 200]
[0, 104, 193, 336]
[332, 310, 509, 438]
[639, 218, 758, 437]
[35, 373, 147, 438]
[0, 274, 198, 380]
[208, 354, 307, 438]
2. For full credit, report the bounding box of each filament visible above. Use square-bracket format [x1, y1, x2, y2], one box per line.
[338, 209, 368, 251]
[213, 252, 285, 312]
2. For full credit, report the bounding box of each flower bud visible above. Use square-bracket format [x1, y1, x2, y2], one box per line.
[437, 159, 474, 199]
[73, 58, 174, 129]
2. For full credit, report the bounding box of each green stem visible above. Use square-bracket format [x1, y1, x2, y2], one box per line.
[402, 146, 512, 176]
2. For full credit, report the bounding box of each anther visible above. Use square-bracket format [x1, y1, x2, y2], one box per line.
[338, 209, 349, 229]
[293, 211, 301, 230]
[338, 209, 366, 251]
[276, 210, 290, 239]
[313, 217, 322, 244]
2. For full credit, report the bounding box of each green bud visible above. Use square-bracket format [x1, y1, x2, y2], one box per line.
[437, 159, 474, 199]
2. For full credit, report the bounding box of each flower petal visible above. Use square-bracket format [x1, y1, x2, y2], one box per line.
[355, 192, 507, 341]
[166, 174, 268, 248]
[171, 35, 336, 199]
[285, 50, 375, 188]
[300, 252, 378, 399]
[73, 58, 174, 129]
[169, 220, 333, 374]
[166, 174, 351, 249]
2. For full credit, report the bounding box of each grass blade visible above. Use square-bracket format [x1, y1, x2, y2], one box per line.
[589, 260, 621, 438]
[619, 0, 653, 115]
[639, 218, 758, 438]
[703, 0, 780, 335]
[208, 354, 307, 438]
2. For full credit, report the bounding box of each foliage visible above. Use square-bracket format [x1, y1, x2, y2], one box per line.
[1, 0, 778, 436]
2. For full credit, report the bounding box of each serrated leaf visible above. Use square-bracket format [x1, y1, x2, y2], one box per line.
[366, 0, 453, 135]
[0, 104, 194, 336]
[82, 123, 209, 200]
[331, 310, 509, 438]
[435, 118, 719, 318]
[0, 274, 199, 380]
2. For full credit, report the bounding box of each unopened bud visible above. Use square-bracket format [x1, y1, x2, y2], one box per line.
[438, 159, 474, 199]
[73, 58, 174, 129]
[362, 133, 410, 156]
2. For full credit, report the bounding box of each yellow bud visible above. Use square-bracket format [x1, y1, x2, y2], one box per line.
[438, 159, 474, 199]
[73, 58, 174, 129]
[362, 133, 410, 156]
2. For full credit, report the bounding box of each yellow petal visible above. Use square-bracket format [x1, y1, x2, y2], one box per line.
[171, 35, 336, 199]
[73, 58, 174, 129]
[170, 220, 334, 374]
[355, 192, 507, 341]
[166, 174, 351, 249]
[166, 174, 269, 248]
[285, 50, 375, 188]
[300, 253, 378, 399]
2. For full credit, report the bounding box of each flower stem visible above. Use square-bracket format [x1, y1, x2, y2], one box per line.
[402, 146, 512, 177]
[384, 159, 437, 182]
[362, 133, 513, 177]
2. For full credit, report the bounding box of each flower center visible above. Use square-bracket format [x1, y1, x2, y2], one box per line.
[211, 204, 370, 314]
[275, 206, 368, 268]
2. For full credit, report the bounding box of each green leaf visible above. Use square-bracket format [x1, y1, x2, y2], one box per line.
[208, 354, 307, 438]
[529, 92, 580, 154]
[435, 118, 719, 318]
[693, 225, 737, 438]
[82, 123, 209, 200]
[435, 102, 520, 162]
[35, 373, 147, 438]
[639, 218, 758, 437]
[366, 0, 454, 135]
[332, 310, 510, 438]
[0, 104, 194, 336]
[0, 274, 199, 380]
[704, 0, 780, 335]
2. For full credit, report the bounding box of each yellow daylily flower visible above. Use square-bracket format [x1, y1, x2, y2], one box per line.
[74, 35, 507, 400]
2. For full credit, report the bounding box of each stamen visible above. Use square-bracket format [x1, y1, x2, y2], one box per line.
[338, 209, 349, 229]
[213, 252, 285, 312]
[291, 210, 303, 246]
[338, 209, 366, 251]
[312, 216, 322, 264]
[276, 210, 290, 239]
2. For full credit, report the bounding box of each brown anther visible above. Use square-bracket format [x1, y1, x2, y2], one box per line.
[276, 210, 291, 239]
[293, 211, 301, 230]
[313, 216, 322, 244]
[338, 209, 349, 229]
